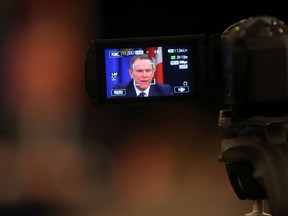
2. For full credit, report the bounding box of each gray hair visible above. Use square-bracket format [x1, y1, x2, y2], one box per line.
[130, 54, 155, 70]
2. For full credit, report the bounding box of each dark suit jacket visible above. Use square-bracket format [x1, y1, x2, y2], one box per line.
[113, 80, 174, 97]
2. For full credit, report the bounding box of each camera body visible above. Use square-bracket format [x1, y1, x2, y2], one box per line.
[218, 16, 288, 216]
[221, 16, 288, 118]
[85, 16, 288, 216]
[85, 15, 288, 113]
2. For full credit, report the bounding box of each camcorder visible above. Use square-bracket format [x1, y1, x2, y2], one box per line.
[85, 15, 288, 114]
[85, 18, 288, 113]
[85, 15, 288, 216]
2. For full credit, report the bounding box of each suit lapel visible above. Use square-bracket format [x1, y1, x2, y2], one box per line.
[148, 84, 160, 97]
[126, 81, 137, 97]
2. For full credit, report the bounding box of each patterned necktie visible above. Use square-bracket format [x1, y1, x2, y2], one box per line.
[138, 92, 146, 97]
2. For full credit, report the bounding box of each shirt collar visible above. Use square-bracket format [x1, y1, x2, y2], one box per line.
[134, 83, 150, 96]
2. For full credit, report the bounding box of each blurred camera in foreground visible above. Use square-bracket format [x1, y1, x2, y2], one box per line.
[221, 15, 288, 118]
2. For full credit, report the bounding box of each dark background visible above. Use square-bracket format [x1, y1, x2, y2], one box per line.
[97, 0, 287, 39]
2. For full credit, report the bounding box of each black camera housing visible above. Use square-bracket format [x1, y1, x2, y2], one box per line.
[85, 15, 288, 113]
[221, 15, 288, 118]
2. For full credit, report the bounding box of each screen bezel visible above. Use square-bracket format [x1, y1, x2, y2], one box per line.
[85, 35, 206, 105]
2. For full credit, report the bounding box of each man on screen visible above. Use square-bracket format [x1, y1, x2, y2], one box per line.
[112, 54, 174, 97]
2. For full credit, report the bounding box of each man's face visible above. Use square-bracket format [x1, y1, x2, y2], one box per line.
[129, 58, 155, 91]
